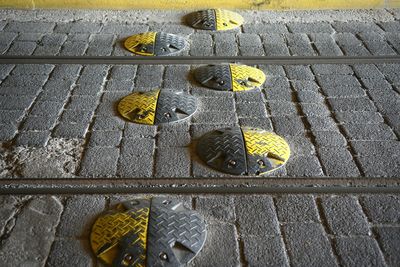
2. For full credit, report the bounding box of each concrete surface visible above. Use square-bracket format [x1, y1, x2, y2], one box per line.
[0, 193, 398, 266]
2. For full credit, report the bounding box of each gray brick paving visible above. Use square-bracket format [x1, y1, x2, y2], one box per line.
[0, 15, 399, 180]
[0, 193, 398, 266]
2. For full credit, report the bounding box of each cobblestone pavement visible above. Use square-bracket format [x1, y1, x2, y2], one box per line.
[0, 9, 399, 178]
[0, 193, 398, 266]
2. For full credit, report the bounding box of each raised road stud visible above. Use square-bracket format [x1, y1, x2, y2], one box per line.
[186, 9, 244, 31]
[196, 127, 290, 175]
[118, 89, 197, 125]
[124, 32, 187, 56]
[194, 64, 266, 92]
[90, 197, 207, 266]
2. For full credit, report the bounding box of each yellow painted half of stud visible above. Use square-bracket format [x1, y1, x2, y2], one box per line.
[215, 9, 244, 31]
[229, 64, 266, 92]
[124, 32, 156, 56]
[242, 128, 290, 168]
[118, 89, 160, 125]
[0, 0, 386, 10]
[90, 207, 150, 266]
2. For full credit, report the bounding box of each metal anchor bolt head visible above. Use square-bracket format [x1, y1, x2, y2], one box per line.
[228, 159, 237, 167]
[160, 252, 168, 260]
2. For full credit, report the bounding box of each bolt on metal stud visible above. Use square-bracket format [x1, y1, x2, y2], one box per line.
[160, 253, 168, 260]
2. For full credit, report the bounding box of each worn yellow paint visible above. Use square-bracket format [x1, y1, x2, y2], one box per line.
[0, 0, 391, 9]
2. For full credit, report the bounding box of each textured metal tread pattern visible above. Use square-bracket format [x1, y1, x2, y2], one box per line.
[196, 127, 247, 175]
[193, 64, 232, 91]
[186, 9, 216, 30]
[242, 128, 291, 175]
[196, 127, 291, 175]
[230, 64, 266, 92]
[146, 198, 207, 267]
[154, 32, 187, 56]
[90, 199, 150, 266]
[118, 89, 160, 125]
[214, 9, 244, 31]
[124, 32, 157, 56]
[155, 90, 197, 124]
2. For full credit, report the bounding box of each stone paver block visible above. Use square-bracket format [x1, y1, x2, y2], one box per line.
[285, 65, 314, 80]
[88, 130, 122, 147]
[57, 195, 105, 237]
[189, 223, 240, 267]
[335, 111, 384, 124]
[79, 147, 119, 177]
[328, 97, 376, 112]
[286, 135, 316, 156]
[286, 33, 316, 56]
[283, 223, 338, 267]
[235, 196, 279, 236]
[134, 65, 164, 88]
[0, 196, 63, 266]
[46, 239, 93, 267]
[307, 116, 338, 131]
[343, 123, 396, 141]
[286, 155, 324, 177]
[313, 131, 347, 147]
[53, 122, 88, 139]
[360, 195, 400, 223]
[15, 131, 50, 147]
[334, 237, 385, 267]
[318, 147, 361, 177]
[118, 138, 155, 178]
[0, 123, 18, 141]
[154, 147, 190, 178]
[374, 227, 400, 267]
[272, 115, 305, 137]
[195, 196, 235, 222]
[275, 195, 319, 222]
[243, 236, 289, 267]
[321, 196, 369, 236]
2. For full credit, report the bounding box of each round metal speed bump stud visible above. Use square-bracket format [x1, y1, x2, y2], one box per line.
[90, 197, 206, 266]
[194, 64, 266, 92]
[124, 32, 187, 56]
[186, 9, 244, 31]
[118, 89, 197, 125]
[196, 127, 290, 175]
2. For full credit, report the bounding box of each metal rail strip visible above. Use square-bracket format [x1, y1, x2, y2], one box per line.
[1, 178, 399, 194]
[1, 55, 400, 65]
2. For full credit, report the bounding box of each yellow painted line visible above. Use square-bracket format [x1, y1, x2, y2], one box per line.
[0, 0, 390, 9]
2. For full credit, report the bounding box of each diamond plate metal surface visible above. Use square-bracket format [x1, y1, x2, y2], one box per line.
[193, 64, 232, 91]
[186, 9, 216, 30]
[124, 32, 157, 56]
[186, 9, 243, 31]
[146, 198, 207, 267]
[214, 9, 244, 31]
[194, 64, 265, 92]
[124, 32, 186, 56]
[196, 127, 291, 175]
[118, 89, 160, 125]
[242, 128, 291, 175]
[155, 90, 198, 124]
[196, 127, 248, 175]
[154, 32, 187, 56]
[230, 64, 266, 92]
[90, 199, 151, 267]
